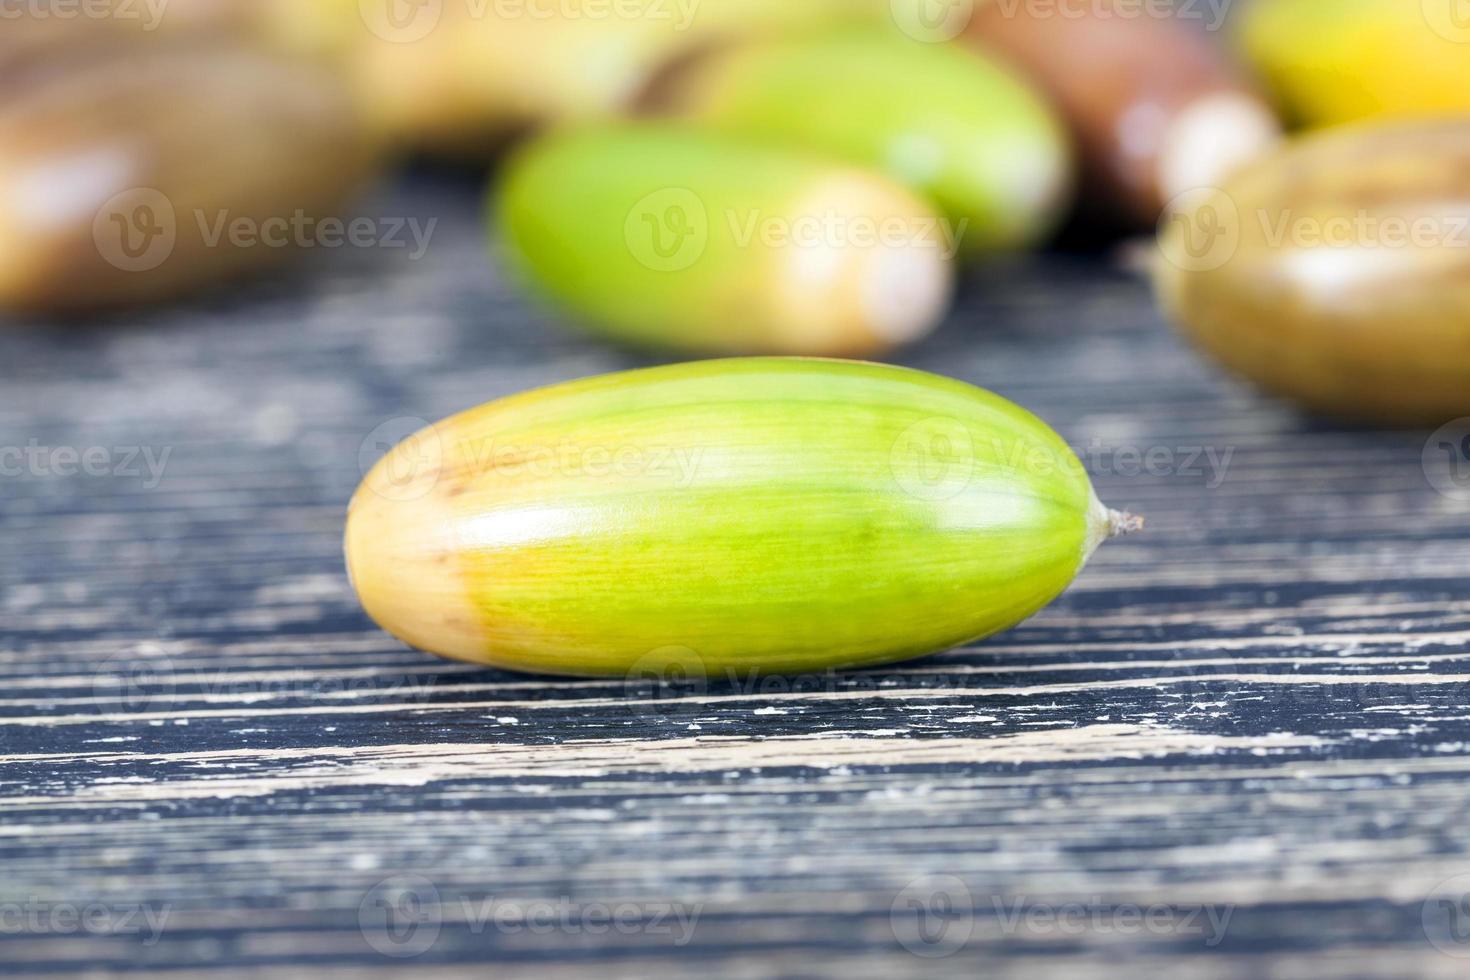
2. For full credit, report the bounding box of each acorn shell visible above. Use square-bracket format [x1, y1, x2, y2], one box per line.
[1239, 0, 1470, 128]
[0, 37, 376, 315]
[1154, 118, 1470, 425]
[346, 358, 1120, 678]
[657, 31, 1072, 253]
[495, 125, 954, 355]
[967, 2, 1279, 227]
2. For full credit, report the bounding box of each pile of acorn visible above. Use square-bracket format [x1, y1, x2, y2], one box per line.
[6, 1, 1470, 676]
[4, 0, 1467, 422]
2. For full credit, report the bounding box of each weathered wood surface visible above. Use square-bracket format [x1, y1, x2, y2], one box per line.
[2, 176, 1469, 978]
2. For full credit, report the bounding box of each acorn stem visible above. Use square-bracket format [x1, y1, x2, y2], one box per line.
[1107, 509, 1146, 538]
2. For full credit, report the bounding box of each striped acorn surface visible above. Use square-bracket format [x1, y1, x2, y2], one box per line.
[345, 358, 1137, 678]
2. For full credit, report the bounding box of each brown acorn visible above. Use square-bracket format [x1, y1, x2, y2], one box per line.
[1154, 119, 1470, 424]
[0, 34, 377, 315]
[966, 1, 1279, 227]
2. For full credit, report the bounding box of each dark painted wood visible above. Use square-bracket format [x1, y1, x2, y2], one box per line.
[2, 176, 1469, 978]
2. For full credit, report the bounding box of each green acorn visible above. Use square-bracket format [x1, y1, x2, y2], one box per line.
[346, 358, 1138, 678]
[495, 125, 955, 356]
[653, 31, 1072, 253]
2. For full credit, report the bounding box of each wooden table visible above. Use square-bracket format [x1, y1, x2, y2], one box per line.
[3, 175, 1470, 978]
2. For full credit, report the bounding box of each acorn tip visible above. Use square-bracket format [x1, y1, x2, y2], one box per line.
[1107, 509, 1146, 538]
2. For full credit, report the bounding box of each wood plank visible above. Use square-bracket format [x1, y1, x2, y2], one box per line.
[2, 176, 1468, 976]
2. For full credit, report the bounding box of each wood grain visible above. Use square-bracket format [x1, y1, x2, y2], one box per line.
[2, 175, 1469, 978]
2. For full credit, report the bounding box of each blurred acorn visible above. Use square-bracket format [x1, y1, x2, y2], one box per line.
[966, 0, 1280, 227]
[285, 0, 889, 156]
[648, 30, 1072, 255]
[0, 0, 337, 50]
[496, 125, 954, 356]
[1239, 0, 1470, 128]
[1154, 118, 1470, 425]
[0, 34, 378, 315]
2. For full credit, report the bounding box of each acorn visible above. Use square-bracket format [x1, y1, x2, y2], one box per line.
[289, 0, 889, 155]
[1239, 0, 1470, 128]
[965, 1, 1280, 226]
[1153, 118, 1470, 425]
[495, 125, 954, 355]
[346, 358, 1139, 678]
[650, 30, 1072, 253]
[0, 35, 376, 315]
